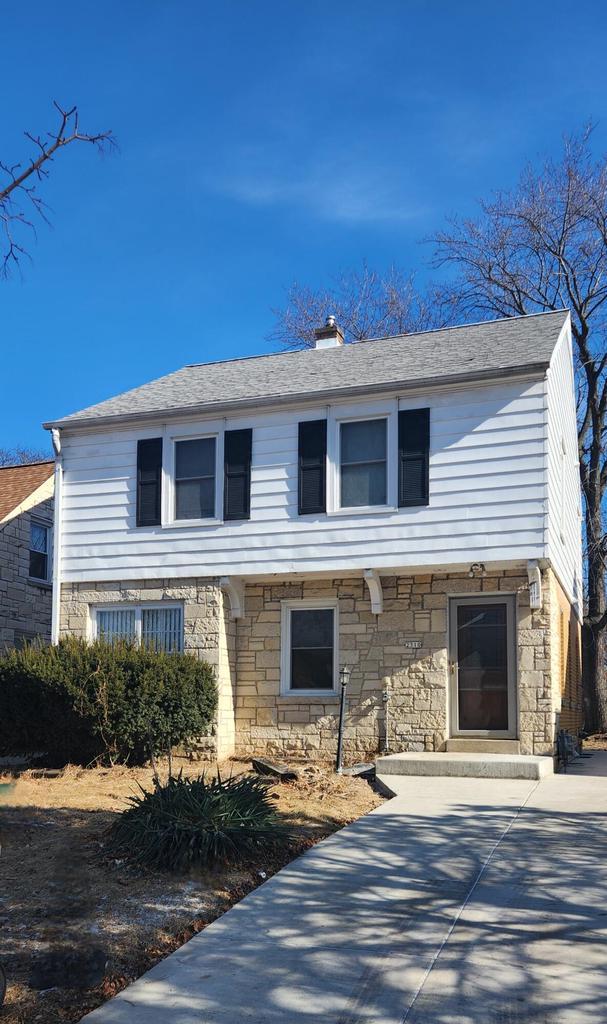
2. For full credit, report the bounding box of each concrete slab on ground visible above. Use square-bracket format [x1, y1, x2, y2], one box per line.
[376, 750, 553, 780]
[82, 752, 607, 1024]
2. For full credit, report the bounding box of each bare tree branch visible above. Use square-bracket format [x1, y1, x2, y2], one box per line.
[270, 264, 443, 349]
[0, 102, 116, 276]
[429, 125, 607, 729]
[0, 446, 51, 467]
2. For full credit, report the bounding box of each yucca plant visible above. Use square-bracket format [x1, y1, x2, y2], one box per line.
[108, 772, 294, 871]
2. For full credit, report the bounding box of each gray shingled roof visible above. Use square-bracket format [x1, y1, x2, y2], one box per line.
[45, 310, 569, 430]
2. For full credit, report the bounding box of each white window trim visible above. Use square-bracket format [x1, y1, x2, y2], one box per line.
[327, 405, 397, 516]
[163, 426, 224, 527]
[90, 602, 184, 650]
[29, 517, 53, 584]
[280, 598, 339, 697]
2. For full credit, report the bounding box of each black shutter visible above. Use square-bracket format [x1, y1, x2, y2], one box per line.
[298, 419, 327, 515]
[224, 428, 253, 521]
[398, 408, 430, 507]
[136, 438, 162, 527]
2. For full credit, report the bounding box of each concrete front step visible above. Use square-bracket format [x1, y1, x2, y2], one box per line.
[376, 751, 553, 781]
[445, 738, 521, 754]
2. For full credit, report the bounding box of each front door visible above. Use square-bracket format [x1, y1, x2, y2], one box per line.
[449, 596, 516, 737]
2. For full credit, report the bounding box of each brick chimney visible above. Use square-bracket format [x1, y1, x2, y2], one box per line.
[314, 315, 344, 349]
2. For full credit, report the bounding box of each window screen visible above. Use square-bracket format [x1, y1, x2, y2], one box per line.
[340, 419, 387, 508]
[175, 437, 216, 519]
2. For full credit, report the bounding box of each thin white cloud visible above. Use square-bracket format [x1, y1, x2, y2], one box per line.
[204, 151, 428, 225]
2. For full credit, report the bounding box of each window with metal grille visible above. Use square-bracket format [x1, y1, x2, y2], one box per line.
[95, 605, 183, 653]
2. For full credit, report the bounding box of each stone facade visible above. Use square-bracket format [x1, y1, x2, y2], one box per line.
[0, 496, 54, 650]
[235, 568, 557, 758]
[60, 576, 235, 758]
[59, 564, 570, 760]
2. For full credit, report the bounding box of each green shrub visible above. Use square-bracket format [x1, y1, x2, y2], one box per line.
[0, 636, 217, 765]
[108, 772, 293, 871]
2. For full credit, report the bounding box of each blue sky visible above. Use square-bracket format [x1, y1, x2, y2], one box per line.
[2, 0, 607, 452]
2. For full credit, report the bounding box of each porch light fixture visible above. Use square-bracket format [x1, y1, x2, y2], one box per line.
[335, 665, 352, 774]
[468, 562, 486, 578]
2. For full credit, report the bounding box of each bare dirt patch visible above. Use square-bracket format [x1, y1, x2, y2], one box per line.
[0, 757, 382, 1023]
[584, 733, 607, 751]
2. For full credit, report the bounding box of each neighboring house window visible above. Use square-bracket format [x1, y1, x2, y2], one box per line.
[29, 521, 51, 582]
[281, 600, 338, 694]
[339, 418, 387, 508]
[175, 437, 217, 520]
[94, 605, 183, 652]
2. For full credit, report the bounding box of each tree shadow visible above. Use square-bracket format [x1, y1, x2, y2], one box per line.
[79, 762, 607, 1023]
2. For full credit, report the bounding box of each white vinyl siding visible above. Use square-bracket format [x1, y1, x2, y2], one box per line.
[59, 377, 550, 581]
[94, 604, 183, 652]
[546, 325, 584, 613]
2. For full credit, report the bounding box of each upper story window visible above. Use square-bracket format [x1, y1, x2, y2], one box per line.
[29, 520, 51, 582]
[339, 418, 387, 508]
[175, 437, 217, 520]
[94, 604, 183, 653]
[136, 428, 252, 527]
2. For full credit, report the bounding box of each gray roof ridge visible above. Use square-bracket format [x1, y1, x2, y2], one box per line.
[182, 307, 570, 371]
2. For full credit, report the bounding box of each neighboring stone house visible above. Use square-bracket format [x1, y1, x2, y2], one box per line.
[0, 461, 55, 649]
[44, 310, 584, 762]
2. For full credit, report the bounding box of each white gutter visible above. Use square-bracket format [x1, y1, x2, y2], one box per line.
[50, 428, 63, 644]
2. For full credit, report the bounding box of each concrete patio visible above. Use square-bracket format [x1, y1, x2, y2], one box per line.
[83, 752, 607, 1024]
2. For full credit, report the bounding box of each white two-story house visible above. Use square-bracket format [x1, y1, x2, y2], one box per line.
[44, 309, 583, 761]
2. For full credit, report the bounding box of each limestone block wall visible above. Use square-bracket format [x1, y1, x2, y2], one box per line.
[0, 496, 54, 650]
[235, 568, 558, 758]
[59, 566, 562, 761]
[59, 576, 236, 758]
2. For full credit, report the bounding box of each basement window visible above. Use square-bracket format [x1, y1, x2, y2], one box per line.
[94, 605, 183, 653]
[280, 600, 338, 695]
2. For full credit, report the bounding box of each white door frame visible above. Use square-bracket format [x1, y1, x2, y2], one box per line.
[448, 594, 517, 739]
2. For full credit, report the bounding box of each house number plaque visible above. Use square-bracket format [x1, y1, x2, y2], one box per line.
[404, 638, 423, 649]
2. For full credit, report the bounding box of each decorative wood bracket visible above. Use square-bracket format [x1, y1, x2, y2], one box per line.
[527, 560, 542, 610]
[51, 428, 61, 456]
[364, 568, 383, 614]
[220, 576, 245, 619]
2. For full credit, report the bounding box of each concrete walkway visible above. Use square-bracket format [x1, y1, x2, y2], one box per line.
[84, 753, 607, 1023]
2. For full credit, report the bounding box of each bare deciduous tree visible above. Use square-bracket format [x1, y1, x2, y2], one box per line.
[271, 129, 607, 731]
[431, 128, 607, 731]
[270, 264, 441, 348]
[0, 446, 51, 467]
[0, 101, 115, 276]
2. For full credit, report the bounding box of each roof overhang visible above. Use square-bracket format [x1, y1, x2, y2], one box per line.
[43, 360, 551, 434]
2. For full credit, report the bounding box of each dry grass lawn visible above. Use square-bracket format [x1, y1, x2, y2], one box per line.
[0, 756, 383, 1023]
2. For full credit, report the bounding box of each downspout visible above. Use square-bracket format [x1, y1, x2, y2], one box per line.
[50, 428, 63, 644]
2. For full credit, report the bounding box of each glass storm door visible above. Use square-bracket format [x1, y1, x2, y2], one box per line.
[449, 597, 516, 737]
